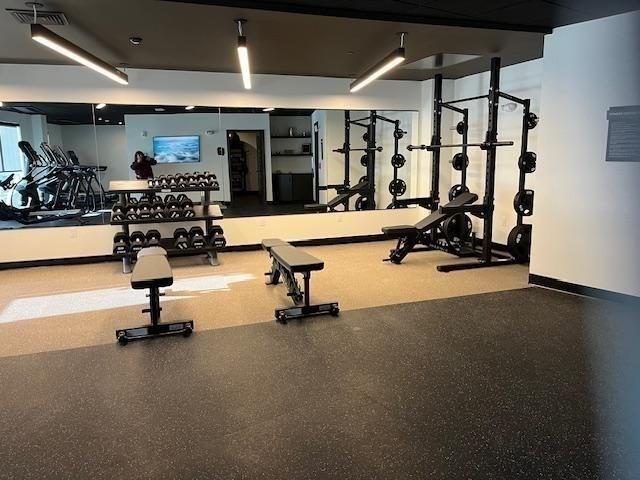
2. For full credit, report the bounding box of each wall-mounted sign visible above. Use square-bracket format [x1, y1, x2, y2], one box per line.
[606, 106, 640, 162]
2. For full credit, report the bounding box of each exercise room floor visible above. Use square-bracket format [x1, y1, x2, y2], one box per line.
[0, 288, 637, 479]
[0, 240, 528, 357]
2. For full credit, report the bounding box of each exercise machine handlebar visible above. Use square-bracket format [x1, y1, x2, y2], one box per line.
[407, 141, 513, 151]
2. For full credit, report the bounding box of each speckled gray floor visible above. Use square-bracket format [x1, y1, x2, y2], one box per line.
[0, 287, 638, 480]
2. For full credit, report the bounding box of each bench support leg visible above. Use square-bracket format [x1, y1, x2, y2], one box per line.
[274, 271, 339, 323]
[115, 285, 194, 344]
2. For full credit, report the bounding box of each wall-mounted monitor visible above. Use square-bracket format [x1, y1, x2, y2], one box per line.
[153, 135, 200, 163]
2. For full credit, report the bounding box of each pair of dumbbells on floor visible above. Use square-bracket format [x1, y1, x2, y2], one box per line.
[113, 230, 161, 255]
[147, 172, 218, 189]
[173, 226, 226, 250]
[112, 194, 195, 221]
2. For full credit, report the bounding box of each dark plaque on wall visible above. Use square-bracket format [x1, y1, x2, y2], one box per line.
[606, 106, 640, 162]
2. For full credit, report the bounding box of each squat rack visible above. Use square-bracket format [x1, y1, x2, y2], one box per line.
[407, 56, 537, 272]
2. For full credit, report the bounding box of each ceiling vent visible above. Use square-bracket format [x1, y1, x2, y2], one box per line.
[6, 8, 68, 26]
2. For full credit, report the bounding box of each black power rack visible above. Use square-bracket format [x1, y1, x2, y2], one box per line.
[108, 180, 224, 273]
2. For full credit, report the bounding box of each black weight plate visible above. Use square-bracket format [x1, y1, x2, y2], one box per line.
[448, 184, 470, 201]
[442, 214, 472, 245]
[518, 151, 537, 173]
[514, 190, 535, 216]
[507, 224, 532, 261]
[360, 154, 369, 167]
[391, 153, 405, 168]
[451, 153, 469, 171]
[388, 179, 407, 197]
[456, 121, 466, 135]
[358, 175, 368, 185]
[393, 129, 404, 139]
[526, 112, 539, 130]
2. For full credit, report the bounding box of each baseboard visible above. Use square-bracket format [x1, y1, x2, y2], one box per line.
[529, 274, 640, 304]
[0, 234, 389, 269]
[0, 255, 117, 271]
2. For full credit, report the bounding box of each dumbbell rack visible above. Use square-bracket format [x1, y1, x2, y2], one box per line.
[109, 180, 223, 274]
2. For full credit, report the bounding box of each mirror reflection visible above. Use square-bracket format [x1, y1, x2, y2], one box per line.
[0, 102, 418, 229]
[0, 102, 105, 229]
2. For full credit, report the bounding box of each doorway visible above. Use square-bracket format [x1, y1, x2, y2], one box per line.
[226, 130, 266, 210]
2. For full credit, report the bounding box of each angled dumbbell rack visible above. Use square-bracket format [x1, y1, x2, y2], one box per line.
[108, 180, 223, 274]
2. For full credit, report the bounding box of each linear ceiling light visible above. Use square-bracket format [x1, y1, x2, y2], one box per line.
[262, 107, 275, 112]
[350, 33, 406, 93]
[31, 24, 128, 85]
[236, 19, 251, 90]
[185, 105, 195, 110]
[95, 103, 106, 109]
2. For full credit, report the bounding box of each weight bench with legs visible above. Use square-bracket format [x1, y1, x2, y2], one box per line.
[115, 247, 194, 344]
[262, 238, 339, 323]
[382, 192, 479, 264]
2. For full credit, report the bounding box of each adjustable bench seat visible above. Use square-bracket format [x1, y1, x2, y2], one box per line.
[381, 225, 418, 238]
[263, 238, 339, 323]
[116, 247, 193, 344]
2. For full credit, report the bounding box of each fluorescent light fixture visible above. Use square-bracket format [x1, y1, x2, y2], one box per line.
[95, 103, 106, 109]
[185, 105, 195, 110]
[236, 20, 251, 90]
[263, 107, 275, 112]
[154, 108, 165, 112]
[31, 24, 128, 85]
[350, 47, 405, 93]
[0, 101, 3, 107]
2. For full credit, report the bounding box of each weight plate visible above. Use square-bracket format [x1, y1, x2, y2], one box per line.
[391, 153, 406, 168]
[362, 132, 369, 142]
[518, 151, 537, 173]
[456, 121, 466, 135]
[507, 224, 532, 261]
[355, 196, 373, 211]
[358, 175, 368, 185]
[526, 112, 539, 130]
[393, 129, 404, 139]
[387, 202, 408, 209]
[451, 152, 469, 171]
[360, 154, 369, 167]
[388, 178, 407, 197]
[442, 213, 472, 245]
[448, 184, 470, 201]
[514, 190, 535, 216]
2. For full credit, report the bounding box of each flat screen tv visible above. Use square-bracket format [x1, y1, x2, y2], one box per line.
[153, 135, 200, 163]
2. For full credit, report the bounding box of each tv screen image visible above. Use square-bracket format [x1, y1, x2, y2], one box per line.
[153, 135, 200, 163]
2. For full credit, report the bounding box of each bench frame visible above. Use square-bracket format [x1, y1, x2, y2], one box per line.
[116, 249, 193, 344]
[263, 240, 339, 323]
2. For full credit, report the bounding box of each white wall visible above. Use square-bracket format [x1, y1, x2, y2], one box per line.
[530, 11, 640, 297]
[0, 65, 421, 112]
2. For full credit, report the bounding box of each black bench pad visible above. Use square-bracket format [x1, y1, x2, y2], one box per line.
[381, 225, 418, 237]
[262, 238, 290, 252]
[131, 252, 173, 290]
[271, 245, 324, 273]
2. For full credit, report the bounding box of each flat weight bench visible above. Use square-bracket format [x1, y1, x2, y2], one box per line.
[115, 247, 194, 344]
[262, 238, 339, 323]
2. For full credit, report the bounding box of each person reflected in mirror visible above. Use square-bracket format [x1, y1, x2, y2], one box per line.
[130, 150, 157, 180]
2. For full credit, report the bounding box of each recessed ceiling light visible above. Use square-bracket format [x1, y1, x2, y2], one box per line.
[98, 117, 102, 120]
[129, 36, 143, 46]
[185, 105, 195, 110]
[118, 121, 123, 125]
[262, 107, 275, 112]
[95, 103, 106, 109]
[105, 119, 110, 122]
[154, 107, 165, 112]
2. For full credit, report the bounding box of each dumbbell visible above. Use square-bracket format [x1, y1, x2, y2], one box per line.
[152, 201, 166, 219]
[186, 174, 198, 187]
[138, 201, 152, 219]
[126, 204, 139, 221]
[113, 232, 129, 255]
[173, 228, 189, 250]
[177, 194, 196, 217]
[188, 226, 206, 248]
[168, 176, 178, 187]
[146, 229, 162, 247]
[166, 200, 183, 218]
[164, 194, 176, 203]
[130, 231, 146, 254]
[112, 202, 126, 214]
[159, 176, 169, 188]
[208, 225, 227, 248]
[127, 197, 138, 205]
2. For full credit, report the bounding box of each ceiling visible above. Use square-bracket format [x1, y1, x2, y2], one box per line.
[168, 0, 640, 31]
[2, 102, 313, 125]
[0, 0, 637, 82]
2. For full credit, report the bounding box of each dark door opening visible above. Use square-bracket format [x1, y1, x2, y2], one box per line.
[226, 130, 266, 209]
[313, 121, 320, 201]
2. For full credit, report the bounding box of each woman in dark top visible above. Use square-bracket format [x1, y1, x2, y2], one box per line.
[130, 151, 157, 179]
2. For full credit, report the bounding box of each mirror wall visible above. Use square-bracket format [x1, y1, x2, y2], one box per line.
[0, 102, 419, 230]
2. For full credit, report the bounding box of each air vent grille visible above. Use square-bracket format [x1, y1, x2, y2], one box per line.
[6, 9, 68, 26]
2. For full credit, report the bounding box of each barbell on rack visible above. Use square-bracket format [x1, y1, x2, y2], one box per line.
[407, 141, 514, 151]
